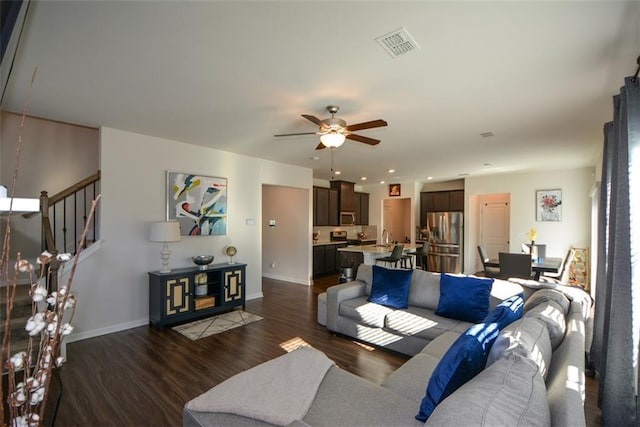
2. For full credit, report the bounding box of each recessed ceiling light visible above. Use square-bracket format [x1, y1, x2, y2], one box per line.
[310, 156, 320, 161]
[427, 176, 433, 180]
[361, 177, 367, 181]
[380, 180, 386, 184]
[334, 171, 341, 175]
[387, 169, 395, 173]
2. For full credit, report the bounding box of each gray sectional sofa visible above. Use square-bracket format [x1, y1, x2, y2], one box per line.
[183, 265, 592, 427]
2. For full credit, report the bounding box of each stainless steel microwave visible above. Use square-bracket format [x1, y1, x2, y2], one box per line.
[340, 211, 356, 225]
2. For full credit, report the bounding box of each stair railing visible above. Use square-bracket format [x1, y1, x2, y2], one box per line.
[23, 170, 101, 292]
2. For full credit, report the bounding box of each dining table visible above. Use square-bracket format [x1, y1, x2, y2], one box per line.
[485, 256, 563, 280]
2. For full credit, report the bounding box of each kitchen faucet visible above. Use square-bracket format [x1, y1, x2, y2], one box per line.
[382, 229, 390, 246]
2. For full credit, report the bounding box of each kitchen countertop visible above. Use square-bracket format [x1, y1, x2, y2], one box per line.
[338, 243, 420, 253]
[313, 240, 349, 246]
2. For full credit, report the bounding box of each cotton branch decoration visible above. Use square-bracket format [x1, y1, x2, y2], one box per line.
[0, 67, 101, 426]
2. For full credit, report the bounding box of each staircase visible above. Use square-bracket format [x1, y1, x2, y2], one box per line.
[2, 171, 101, 355]
[0, 285, 32, 355]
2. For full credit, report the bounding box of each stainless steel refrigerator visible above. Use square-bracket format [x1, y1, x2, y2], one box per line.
[425, 212, 463, 273]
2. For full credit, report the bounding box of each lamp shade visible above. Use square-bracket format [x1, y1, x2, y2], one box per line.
[320, 132, 346, 148]
[150, 221, 181, 242]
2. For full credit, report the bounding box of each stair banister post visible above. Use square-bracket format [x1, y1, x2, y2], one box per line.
[40, 190, 59, 293]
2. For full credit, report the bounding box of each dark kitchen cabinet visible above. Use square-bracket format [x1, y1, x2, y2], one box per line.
[354, 192, 369, 225]
[331, 180, 356, 213]
[313, 245, 324, 277]
[313, 243, 345, 278]
[449, 190, 465, 211]
[329, 189, 339, 225]
[432, 192, 450, 212]
[313, 186, 339, 226]
[420, 190, 465, 225]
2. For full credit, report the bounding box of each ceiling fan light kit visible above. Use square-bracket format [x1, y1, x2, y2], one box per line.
[320, 131, 345, 148]
[274, 105, 387, 150]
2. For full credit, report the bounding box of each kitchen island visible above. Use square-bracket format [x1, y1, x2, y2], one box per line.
[338, 243, 421, 273]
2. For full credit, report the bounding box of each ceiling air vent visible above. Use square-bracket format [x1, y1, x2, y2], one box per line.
[375, 27, 420, 58]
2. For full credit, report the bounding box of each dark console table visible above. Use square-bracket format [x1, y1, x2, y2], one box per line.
[148, 263, 246, 330]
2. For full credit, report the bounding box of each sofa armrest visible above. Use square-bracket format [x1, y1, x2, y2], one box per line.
[326, 281, 366, 332]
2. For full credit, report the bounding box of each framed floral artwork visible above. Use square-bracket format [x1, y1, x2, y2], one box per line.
[166, 171, 227, 236]
[536, 189, 562, 222]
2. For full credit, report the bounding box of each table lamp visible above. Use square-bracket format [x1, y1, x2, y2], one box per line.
[150, 221, 181, 272]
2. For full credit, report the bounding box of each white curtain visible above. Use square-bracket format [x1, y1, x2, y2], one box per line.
[590, 76, 640, 426]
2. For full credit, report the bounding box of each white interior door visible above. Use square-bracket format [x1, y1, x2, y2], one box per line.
[480, 200, 510, 261]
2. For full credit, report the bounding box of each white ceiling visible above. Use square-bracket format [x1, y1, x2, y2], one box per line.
[2, 1, 638, 184]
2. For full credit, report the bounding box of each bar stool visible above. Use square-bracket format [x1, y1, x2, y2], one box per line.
[407, 243, 429, 270]
[375, 245, 405, 268]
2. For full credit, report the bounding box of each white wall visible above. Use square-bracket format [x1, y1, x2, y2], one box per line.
[464, 167, 595, 274]
[363, 180, 419, 243]
[63, 127, 312, 342]
[1, 112, 99, 259]
[262, 185, 310, 285]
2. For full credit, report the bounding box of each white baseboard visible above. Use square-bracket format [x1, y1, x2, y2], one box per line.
[246, 292, 263, 300]
[262, 273, 310, 286]
[66, 318, 148, 344]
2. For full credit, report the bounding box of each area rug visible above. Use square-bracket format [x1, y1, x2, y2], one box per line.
[172, 310, 263, 341]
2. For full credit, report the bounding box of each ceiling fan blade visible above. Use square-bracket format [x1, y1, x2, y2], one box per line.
[346, 133, 380, 146]
[302, 114, 327, 128]
[273, 132, 318, 137]
[344, 119, 388, 132]
[315, 142, 326, 150]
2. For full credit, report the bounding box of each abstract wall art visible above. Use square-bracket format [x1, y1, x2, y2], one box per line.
[166, 171, 227, 236]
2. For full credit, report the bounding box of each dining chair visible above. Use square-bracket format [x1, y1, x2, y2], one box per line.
[375, 245, 406, 268]
[477, 245, 500, 278]
[408, 243, 429, 270]
[498, 252, 534, 280]
[541, 247, 575, 284]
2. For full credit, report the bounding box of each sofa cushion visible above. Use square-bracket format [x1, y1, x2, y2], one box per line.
[425, 353, 550, 427]
[356, 264, 374, 294]
[302, 366, 423, 427]
[382, 352, 442, 403]
[487, 317, 552, 379]
[415, 322, 499, 422]
[384, 307, 470, 341]
[436, 274, 494, 323]
[420, 331, 462, 359]
[367, 265, 412, 309]
[524, 288, 571, 314]
[338, 297, 393, 328]
[407, 270, 442, 310]
[523, 300, 566, 350]
[482, 293, 524, 330]
[488, 278, 526, 310]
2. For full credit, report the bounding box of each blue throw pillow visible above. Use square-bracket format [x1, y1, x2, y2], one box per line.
[367, 265, 412, 309]
[436, 274, 494, 323]
[415, 322, 500, 422]
[482, 293, 524, 329]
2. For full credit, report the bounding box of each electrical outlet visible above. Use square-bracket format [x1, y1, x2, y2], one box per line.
[271, 262, 276, 268]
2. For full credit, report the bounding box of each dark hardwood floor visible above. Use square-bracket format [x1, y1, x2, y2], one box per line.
[51, 274, 601, 426]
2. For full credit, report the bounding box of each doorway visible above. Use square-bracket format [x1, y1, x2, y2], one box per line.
[478, 194, 510, 271]
[383, 198, 411, 243]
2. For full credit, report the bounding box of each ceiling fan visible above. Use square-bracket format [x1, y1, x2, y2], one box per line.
[274, 105, 388, 150]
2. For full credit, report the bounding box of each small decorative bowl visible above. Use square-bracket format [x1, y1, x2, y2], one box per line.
[192, 255, 214, 270]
